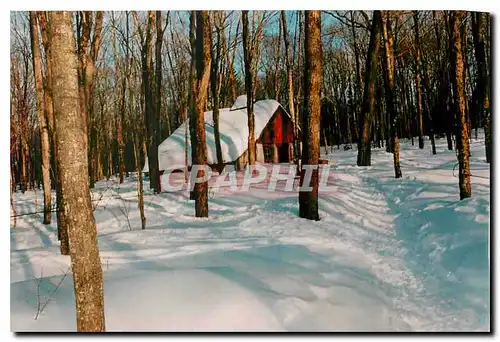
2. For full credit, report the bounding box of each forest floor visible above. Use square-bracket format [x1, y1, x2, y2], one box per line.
[10, 133, 490, 332]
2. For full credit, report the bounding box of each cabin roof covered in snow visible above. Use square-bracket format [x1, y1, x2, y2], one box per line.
[144, 96, 290, 172]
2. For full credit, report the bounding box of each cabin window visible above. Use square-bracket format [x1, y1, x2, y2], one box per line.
[263, 144, 273, 163]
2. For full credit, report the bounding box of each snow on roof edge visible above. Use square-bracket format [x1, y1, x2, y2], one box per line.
[143, 98, 289, 172]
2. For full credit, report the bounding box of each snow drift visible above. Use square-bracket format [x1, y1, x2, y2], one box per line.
[11, 131, 490, 332]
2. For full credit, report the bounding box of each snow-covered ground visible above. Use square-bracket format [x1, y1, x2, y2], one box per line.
[10, 133, 490, 332]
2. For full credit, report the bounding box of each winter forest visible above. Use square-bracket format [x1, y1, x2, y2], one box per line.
[10, 10, 490, 332]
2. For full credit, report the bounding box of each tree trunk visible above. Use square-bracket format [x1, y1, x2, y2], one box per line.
[357, 11, 382, 166]
[193, 11, 211, 217]
[39, 12, 69, 252]
[472, 12, 491, 163]
[210, 12, 224, 166]
[413, 11, 425, 149]
[133, 130, 146, 230]
[154, 11, 164, 191]
[450, 11, 472, 200]
[50, 11, 105, 332]
[381, 11, 402, 178]
[112, 12, 129, 184]
[299, 11, 321, 221]
[142, 12, 161, 194]
[29, 12, 52, 224]
[189, 11, 197, 200]
[275, 15, 282, 101]
[242, 11, 256, 166]
[281, 11, 300, 167]
[351, 11, 361, 141]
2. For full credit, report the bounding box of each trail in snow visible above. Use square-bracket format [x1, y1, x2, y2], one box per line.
[10, 133, 490, 332]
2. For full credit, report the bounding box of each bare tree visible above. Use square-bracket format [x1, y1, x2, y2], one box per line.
[413, 11, 425, 149]
[381, 12, 402, 178]
[242, 11, 256, 166]
[76, 11, 104, 186]
[242, 11, 265, 167]
[450, 11, 472, 200]
[471, 12, 491, 163]
[50, 11, 105, 331]
[135, 11, 161, 194]
[281, 11, 300, 166]
[299, 11, 322, 221]
[193, 11, 211, 217]
[210, 11, 224, 166]
[38, 12, 69, 254]
[188, 11, 197, 200]
[357, 11, 382, 166]
[29, 12, 52, 224]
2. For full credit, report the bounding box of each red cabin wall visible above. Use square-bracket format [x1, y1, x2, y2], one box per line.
[256, 108, 294, 145]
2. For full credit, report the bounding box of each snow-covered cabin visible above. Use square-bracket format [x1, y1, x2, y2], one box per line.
[143, 95, 296, 173]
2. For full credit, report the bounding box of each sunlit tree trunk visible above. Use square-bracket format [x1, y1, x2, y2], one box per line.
[50, 11, 105, 331]
[193, 11, 211, 217]
[281, 11, 299, 166]
[242, 11, 256, 166]
[299, 11, 321, 221]
[29, 12, 52, 224]
[450, 11, 472, 200]
[210, 11, 224, 166]
[381, 11, 402, 178]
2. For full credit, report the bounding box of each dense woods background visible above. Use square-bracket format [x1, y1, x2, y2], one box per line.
[11, 10, 491, 196]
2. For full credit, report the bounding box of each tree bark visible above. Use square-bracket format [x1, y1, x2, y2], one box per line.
[133, 129, 146, 230]
[450, 11, 472, 200]
[189, 11, 197, 200]
[357, 11, 382, 166]
[141, 12, 161, 194]
[299, 11, 321, 221]
[29, 12, 52, 224]
[242, 11, 256, 166]
[472, 12, 491, 163]
[210, 11, 224, 166]
[281, 11, 300, 167]
[38, 12, 69, 252]
[50, 11, 105, 331]
[413, 11, 425, 150]
[381, 11, 402, 178]
[275, 15, 282, 101]
[193, 11, 211, 217]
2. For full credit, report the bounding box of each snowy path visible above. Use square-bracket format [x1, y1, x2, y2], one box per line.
[10, 135, 490, 332]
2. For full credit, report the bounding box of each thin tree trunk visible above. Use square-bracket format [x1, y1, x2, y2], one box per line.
[274, 15, 282, 101]
[112, 12, 128, 184]
[351, 11, 361, 141]
[154, 11, 164, 191]
[133, 130, 146, 230]
[381, 11, 402, 178]
[450, 11, 472, 200]
[299, 10, 321, 221]
[281, 11, 299, 166]
[210, 11, 224, 166]
[193, 11, 211, 217]
[39, 12, 69, 251]
[472, 12, 491, 163]
[141, 12, 161, 194]
[50, 11, 105, 331]
[29, 12, 52, 224]
[189, 11, 197, 200]
[413, 11, 425, 149]
[242, 11, 256, 166]
[357, 11, 382, 166]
